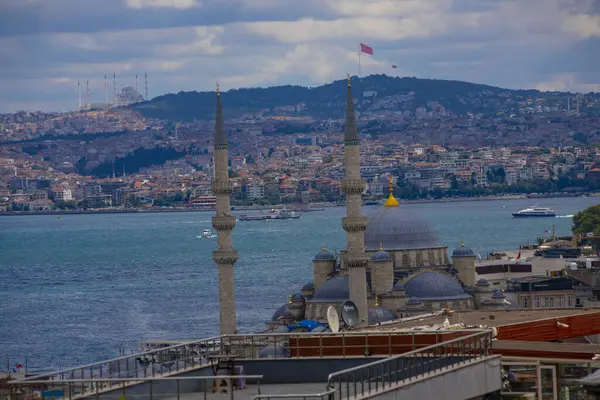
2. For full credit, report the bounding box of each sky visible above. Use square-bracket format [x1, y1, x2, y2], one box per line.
[1, 0, 600, 113]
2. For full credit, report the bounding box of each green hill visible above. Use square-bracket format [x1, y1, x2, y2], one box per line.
[130, 74, 538, 121]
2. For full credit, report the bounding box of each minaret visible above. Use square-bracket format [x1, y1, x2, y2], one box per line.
[77, 81, 81, 110]
[341, 74, 369, 327]
[211, 84, 238, 335]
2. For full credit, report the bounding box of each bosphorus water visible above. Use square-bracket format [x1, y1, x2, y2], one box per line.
[0, 197, 597, 370]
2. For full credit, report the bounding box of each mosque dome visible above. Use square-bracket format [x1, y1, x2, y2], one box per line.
[492, 290, 506, 299]
[476, 278, 490, 287]
[270, 304, 292, 322]
[309, 275, 349, 303]
[404, 272, 471, 300]
[368, 306, 397, 324]
[301, 282, 315, 292]
[364, 185, 442, 251]
[371, 248, 393, 262]
[453, 242, 476, 257]
[313, 247, 335, 261]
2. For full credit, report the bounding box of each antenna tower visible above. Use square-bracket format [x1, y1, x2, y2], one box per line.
[86, 80, 90, 107]
[113, 74, 117, 98]
[144, 73, 148, 100]
[135, 74, 138, 93]
[77, 81, 81, 109]
[104, 75, 108, 104]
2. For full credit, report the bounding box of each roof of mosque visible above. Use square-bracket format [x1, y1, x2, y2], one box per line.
[403, 271, 471, 301]
[308, 275, 350, 303]
[270, 303, 292, 322]
[368, 306, 397, 324]
[313, 247, 335, 261]
[453, 242, 476, 257]
[371, 249, 393, 262]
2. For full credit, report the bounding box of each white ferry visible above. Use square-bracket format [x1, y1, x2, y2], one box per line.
[512, 206, 556, 218]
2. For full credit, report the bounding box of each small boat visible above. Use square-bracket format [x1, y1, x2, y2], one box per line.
[512, 206, 556, 218]
[201, 229, 213, 238]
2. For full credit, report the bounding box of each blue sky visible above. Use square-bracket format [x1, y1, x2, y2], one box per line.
[1, 0, 599, 113]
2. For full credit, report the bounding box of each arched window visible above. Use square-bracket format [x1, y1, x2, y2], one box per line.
[428, 250, 435, 265]
[415, 252, 423, 266]
[402, 253, 410, 267]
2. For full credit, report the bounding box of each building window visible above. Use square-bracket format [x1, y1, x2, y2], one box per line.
[558, 297, 564, 307]
[402, 254, 410, 267]
[428, 250, 435, 265]
[523, 297, 529, 308]
[568, 296, 573, 307]
[416, 252, 423, 267]
[549, 297, 554, 307]
[544, 297, 549, 307]
[536, 297, 541, 308]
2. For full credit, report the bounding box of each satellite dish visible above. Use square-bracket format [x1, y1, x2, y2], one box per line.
[327, 306, 340, 333]
[341, 300, 360, 328]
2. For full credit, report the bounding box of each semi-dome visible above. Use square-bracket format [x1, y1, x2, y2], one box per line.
[309, 275, 349, 303]
[492, 290, 506, 299]
[476, 278, 490, 287]
[453, 242, 476, 257]
[270, 304, 292, 322]
[364, 206, 442, 251]
[368, 306, 397, 324]
[404, 271, 471, 300]
[313, 247, 335, 261]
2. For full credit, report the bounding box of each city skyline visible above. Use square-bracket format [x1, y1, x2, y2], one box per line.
[1, 0, 600, 113]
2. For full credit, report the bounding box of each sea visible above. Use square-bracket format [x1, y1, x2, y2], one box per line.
[0, 197, 597, 371]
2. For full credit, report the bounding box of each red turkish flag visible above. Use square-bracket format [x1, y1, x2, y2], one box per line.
[360, 43, 373, 55]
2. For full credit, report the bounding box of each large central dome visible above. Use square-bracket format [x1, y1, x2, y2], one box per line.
[364, 206, 443, 251]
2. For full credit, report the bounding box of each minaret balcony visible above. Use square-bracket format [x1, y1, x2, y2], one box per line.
[212, 250, 238, 265]
[346, 255, 370, 268]
[341, 179, 365, 195]
[212, 215, 237, 230]
[211, 181, 233, 195]
[342, 216, 368, 232]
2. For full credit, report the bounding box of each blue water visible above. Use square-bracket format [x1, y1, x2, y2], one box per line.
[0, 197, 597, 369]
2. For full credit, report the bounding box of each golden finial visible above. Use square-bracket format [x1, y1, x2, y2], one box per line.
[288, 295, 292, 304]
[216, 82, 220, 96]
[375, 295, 379, 307]
[347, 73, 351, 87]
[461, 240, 465, 247]
[322, 243, 327, 251]
[384, 176, 399, 207]
[379, 241, 383, 251]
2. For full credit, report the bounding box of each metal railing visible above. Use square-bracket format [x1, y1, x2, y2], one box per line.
[252, 390, 337, 400]
[13, 330, 487, 399]
[326, 330, 493, 399]
[7, 375, 263, 400]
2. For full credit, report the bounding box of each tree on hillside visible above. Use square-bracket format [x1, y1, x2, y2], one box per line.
[572, 204, 600, 251]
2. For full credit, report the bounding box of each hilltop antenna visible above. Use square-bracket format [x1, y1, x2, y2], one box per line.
[113, 73, 117, 99]
[144, 72, 148, 100]
[135, 74, 138, 93]
[104, 75, 108, 104]
[86, 80, 90, 108]
[77, 81, 81, 110]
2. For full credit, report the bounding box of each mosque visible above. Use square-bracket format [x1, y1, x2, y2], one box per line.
[209, 77, 508, 336]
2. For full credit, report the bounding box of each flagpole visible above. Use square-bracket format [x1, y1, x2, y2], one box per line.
[358, 45, 361, 77]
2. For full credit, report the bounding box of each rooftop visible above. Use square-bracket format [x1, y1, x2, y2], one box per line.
[360, 308, 600, 331]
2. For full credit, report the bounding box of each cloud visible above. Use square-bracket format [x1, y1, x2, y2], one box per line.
[124, 0, 202, 9]
[0, 0, 599, 112]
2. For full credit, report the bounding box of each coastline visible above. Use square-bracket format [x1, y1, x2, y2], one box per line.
[0, 193, 595, 217]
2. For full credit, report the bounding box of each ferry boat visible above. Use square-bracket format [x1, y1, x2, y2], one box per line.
[512, 206, 556, 218]
[239, 208, 301, 221]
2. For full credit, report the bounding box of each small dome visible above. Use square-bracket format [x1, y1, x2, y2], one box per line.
[492, 290, 506, 299]
[270, 304, 292, 322]
[364, 207, 442, 251]
[371, 249, 393, 262]
[407, 297, 421, 305]
[476, 279, 490, 287]
[309, 275, 349, 303]
[258, 345, 290, 359]
[290, 292, 304, 301]
[453, 244, 476, 257]
[301, 282, 315, 292]
[368, 306, 397, 324]
[404, 271, 471, 300]
[314, 248, 335, 261]
[393, 281, 405, 291]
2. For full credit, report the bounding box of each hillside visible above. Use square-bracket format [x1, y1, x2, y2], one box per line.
[130, 74, 541, 121]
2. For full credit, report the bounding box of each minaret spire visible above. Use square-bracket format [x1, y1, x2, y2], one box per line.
[211, 83, 238, 335]
[341, 75, 369, 327]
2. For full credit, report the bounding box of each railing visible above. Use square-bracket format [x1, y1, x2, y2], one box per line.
[252, 390, 337, 400]
[7, 375, 263, 400]
[326, 330, 493, 399]
[13, 330, 487, 399]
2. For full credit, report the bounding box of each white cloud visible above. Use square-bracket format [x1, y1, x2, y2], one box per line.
[535, 73, 600, 93]
[325, 0, 453, 17]
[562, 14, 600, 38]
[160, 26, 225, 56]
[124, 0, 201, 9]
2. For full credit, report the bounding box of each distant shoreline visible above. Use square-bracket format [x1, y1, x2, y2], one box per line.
[0, 193, 594, 217]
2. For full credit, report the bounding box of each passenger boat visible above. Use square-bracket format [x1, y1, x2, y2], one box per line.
[512, 206, 556, 218]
